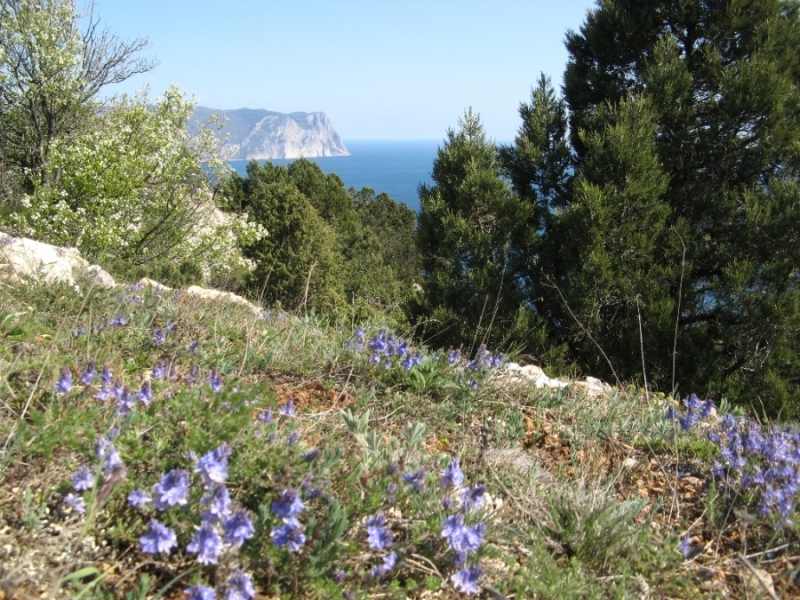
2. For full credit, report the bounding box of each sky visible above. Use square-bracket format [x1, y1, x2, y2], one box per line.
[88, 0, 597, 142]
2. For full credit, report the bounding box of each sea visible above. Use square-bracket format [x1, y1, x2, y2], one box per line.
[228, 140, 440, 213]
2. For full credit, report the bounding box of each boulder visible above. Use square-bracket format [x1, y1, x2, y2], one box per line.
[0, 232, 115, 290]
[497, 362, 611, 397]
[184, 285, 262, 316]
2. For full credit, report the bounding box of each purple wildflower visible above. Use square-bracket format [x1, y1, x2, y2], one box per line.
[108, 315, 127, 327]
[302, 448, 320, 461]
[63, 493, 86, 514]
[80, 361, 97, 385]
[278, 398, 296, 417]
[270, 518, 306, 552]
[440, 458, 465, 488]
[116, 386, 135, 415]
[448, 349, 461, 366]
[201, 484, 232, 521]
[136, 380, 153, 405]
[287, 431, 300, 446]
[101, 446, 125, 478]
[451, 565, 482, 595]
[371, 551, 397, 577]
[332, 569, 346, 584]
[152, 469, 190, 510]
[208, 368, 223, 393]
[152, 328, 166, 346]
[184, 583, 216, 600]
[196, 444, 231, 488]
[71, 465, 95, 491]
[56, 367, 72, 395]
[223, 510, 255, 547]
[271, 488, 304, 520]
[678, 535, 693, 558]
[402, 468, 427, 492]
[127, 488, 151, 509]
[257, 409, 273, 424]
[441, 513, 485, 556]
[365, 513, 393, 549]
[225, 571, 255, 600]
[152, 359, 168, 380]
[100, 365, 113, 385]
[187, 521, 223, 565]
[139, 518, 177, 554]
[461, 485, 486, 511]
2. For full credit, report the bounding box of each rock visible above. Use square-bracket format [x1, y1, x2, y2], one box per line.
[496, 361, 611, 397]
[501, 362, 570, 390]
[137, 277, 172, 291]
[572, 376, 613, 397]
[184, 285, 262, 316]
[0, 232, 115, 290]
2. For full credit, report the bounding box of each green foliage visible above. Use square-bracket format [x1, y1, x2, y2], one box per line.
[0, 0, 153, 193]
[224, 160, 419, 322]
[546, 96, 679, 387]
[0, 1, 261, 281]
[415, 109, 541, 352]
[5, 87, 262, 274]
[225, 161, 345, 312]
[559, 0, 800, 416]
[416, 0, 800, 417]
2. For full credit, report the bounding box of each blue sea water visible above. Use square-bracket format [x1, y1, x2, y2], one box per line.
[228, 140, 440, 213]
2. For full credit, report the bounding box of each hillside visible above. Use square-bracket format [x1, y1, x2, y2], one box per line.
[192, 107, 349, 160]
[1, 233, 799, 598]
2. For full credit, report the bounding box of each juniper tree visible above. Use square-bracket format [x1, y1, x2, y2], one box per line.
[225, 162, 344, 313]
[560, 0, 800, 415]
[415, 110, 539, 351]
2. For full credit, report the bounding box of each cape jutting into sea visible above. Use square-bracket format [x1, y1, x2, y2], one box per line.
[228, 140, 440, 213]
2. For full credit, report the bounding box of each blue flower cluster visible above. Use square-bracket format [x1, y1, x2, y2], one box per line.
[345, 329, 506, 390]
[352, 457, 486, 595]
[438, 459, 486, 595]
[63, 428, 125, 515]
[708, 414, 800, 524]
[346, 328, 422, 371]
[270, 488, 307, 553]
[363, 512, 397, 577]
[131, 443, 255, 598]
[665, 393, 715, 430]
[465, 345, 503, 371]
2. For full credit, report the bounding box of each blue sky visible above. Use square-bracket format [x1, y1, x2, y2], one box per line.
[89, 1, 597, 141]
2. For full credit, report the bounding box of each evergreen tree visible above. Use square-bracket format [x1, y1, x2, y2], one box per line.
[561, 0, 800, 416]
[225, 162, 344, 312]
[551, 97, 679, 386]
[416, 110, 537, 351]
[352, 188, 420, 287]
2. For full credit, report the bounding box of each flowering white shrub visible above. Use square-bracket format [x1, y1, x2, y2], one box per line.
[5, 86, 263, 279]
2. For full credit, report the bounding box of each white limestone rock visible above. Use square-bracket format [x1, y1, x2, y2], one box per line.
[0, 232, 115, 290]
[496, 361, 611, 397]
[184, 285, 262, 316]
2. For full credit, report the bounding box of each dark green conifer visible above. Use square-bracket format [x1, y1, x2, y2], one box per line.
[560, 0, 800, 415]
[416, 110, 537, 351]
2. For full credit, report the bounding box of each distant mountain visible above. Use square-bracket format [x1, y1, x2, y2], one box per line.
[192, 107, 349, 160]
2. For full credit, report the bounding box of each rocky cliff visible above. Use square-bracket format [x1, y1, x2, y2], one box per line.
[192, 107, 349, 160]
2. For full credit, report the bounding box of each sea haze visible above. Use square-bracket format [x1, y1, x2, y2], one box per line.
[228, 139, 440, 213]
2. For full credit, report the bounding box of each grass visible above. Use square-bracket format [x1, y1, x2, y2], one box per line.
[1, 276, 799, 599]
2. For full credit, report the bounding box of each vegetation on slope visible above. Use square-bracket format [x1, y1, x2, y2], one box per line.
[2, 276, 800, 598]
